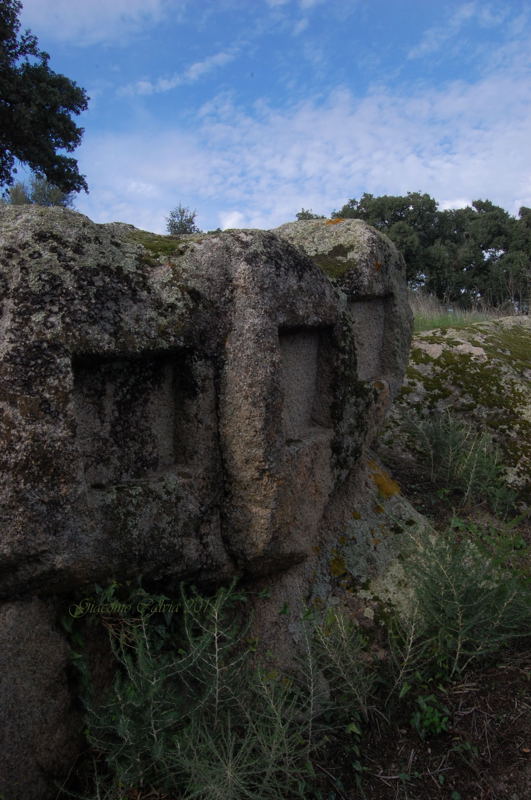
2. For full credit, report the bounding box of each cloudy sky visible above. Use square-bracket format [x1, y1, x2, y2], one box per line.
[19, 0, 531, 232]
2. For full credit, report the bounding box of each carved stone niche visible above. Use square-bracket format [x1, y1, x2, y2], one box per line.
[278, 326, 333, 443]
[72, 351, 188, 491]
[274, 326, 335, 558]
[71, 350, 226, 581]
[348, 296, 392, 383]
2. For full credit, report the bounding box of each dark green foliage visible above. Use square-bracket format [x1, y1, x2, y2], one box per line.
[64, 530, 530, 799]
[332, 192, 530, 310]
[409, 694, 450, 738]
[295, 208, 325, 220]
[4, 172, 74, 206]
[167, 204, 200, 234]
[391, 529, 531, 683]
[75, 583, 319, 799]
[0, 0, 88, 193]
[404, 410, 517, 515]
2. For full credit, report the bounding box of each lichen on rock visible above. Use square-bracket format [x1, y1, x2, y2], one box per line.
[387, 316, 531, 492]
[0, 206, 415, 799]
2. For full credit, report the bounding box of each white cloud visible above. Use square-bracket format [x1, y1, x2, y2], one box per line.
[20, 0, 178, 46]
[121, 51, 236, 96]
[219, 210, 246, 229]
[186, 51, 235, 81]
[75, 66, 531, 232]
[439, 198, 471, 210]
[408, 1, 502, 59]
[265, 0, 329, 17]
[293, 18, 309, 35]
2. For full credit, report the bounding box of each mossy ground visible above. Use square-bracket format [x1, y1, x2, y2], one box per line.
[394, 318, 531, 491]
[129, 229, 204, 260]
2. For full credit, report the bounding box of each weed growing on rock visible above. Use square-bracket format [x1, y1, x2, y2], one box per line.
[64, 582, 325, 800]
[408, 291, 508, 333]
[62, 526, 530, 799]
[389, 528, 531, 684]
[404, 410, 517, 515]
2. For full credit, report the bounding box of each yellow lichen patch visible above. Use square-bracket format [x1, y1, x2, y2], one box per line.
[351, 510, 362, 519]
[373, 503, 384, 514]
[325, 218, 345, 225]
[329, 555, 348, 577]
[368, 459, 401, 498]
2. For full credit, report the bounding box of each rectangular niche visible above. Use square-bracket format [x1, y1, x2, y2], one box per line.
[72, 351, 190, 489]
[279, 327, 333, 441]
[348, 296, 391, 381]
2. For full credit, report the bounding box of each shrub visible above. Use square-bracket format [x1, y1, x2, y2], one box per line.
[166, 204, 200, 235]
[312, 608, 375, 728]
[70, 583, 320, 799]
[388, 528, 531, 685]
[63, 524, 530, 798]
[405, 410, 516, 514]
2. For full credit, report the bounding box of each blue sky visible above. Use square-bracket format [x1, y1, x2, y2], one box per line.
[19, 0, 531, 233]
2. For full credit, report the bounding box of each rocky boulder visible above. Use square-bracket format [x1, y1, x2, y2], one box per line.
[0, 599, 81, 800]
[274, 218, 412, 399]
[0, 208, 412, 596]
[0, 207, 413, 798]
[383, 316, 531, 494]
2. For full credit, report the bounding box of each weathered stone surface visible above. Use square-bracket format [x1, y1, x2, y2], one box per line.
[0, 598, 81, 800]
[273, 218, 413, 400]
[0, 207, 413, 596]
[0, 206, 228, 596]
[0, 207, 414, 798]
[383, 316, 531, 493]
[248, 448, 431, 667]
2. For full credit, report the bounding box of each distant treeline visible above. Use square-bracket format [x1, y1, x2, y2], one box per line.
[297, 193, 530, 310]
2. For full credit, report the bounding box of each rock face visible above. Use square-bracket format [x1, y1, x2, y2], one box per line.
[384, 316, 531, 494]
[0, 209, 411, 594]
[274, 218, 412, 399]
[0, 599, 81, 800]
[0, 208, 412, 798]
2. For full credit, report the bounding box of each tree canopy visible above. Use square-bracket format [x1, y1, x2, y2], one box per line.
[0, 0, 88, 193]
[331, 192, 529, 310]
[166, 204, 200, 235]
[295, 208, 325, 220]
[3, 172, 74, 206]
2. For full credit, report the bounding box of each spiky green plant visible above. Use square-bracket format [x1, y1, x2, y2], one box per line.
[71, 583, 324, 800]
[405, 410, 516, 514]
[389, 530, 531, 685]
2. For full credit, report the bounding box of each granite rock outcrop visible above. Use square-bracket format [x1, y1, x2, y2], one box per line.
[0, 208, 413, 798]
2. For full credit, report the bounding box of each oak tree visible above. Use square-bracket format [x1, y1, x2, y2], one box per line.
[0, 0, 88, 193]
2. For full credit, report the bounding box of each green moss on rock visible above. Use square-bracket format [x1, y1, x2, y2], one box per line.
[129, 229, 186, 259]
[392, 317, 531, 490]
[480, 322, 530, 376]
[312, 244, 358, 280]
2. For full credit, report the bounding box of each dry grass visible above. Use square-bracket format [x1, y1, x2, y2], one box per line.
[408, 291, 515, 332]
